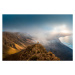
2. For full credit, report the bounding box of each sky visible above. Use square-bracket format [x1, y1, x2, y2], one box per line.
[3, 14, 73, 34]
[3, 14, 73, 46]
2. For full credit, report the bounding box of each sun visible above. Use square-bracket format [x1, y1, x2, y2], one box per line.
[52, 25, 71, 34]
[60, 30, 69, 33]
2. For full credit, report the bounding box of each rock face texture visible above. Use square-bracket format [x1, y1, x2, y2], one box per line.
[20, 44, 60, 61]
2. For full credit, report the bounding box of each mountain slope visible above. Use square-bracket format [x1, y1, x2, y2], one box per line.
[3, 32, 34, 58]
[3, 44, 60, 61]
[3, 32, 73, 60]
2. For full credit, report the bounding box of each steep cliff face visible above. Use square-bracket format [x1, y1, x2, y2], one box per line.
[3, 44, 60, 61]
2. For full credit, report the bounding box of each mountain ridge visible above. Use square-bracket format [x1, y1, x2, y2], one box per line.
[3, 43, 60, 61]
[3, 31, 73, 60]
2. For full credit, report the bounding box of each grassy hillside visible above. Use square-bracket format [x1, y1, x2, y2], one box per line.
[3, 32, 34, 58]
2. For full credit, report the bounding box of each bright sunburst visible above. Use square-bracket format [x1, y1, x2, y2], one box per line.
[52, 25, 71, 34]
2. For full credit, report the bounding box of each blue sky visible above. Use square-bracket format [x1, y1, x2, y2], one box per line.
[3, 14, 73, 33]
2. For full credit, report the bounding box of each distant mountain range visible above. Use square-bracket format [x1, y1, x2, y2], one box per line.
[3, 32, 73, 60]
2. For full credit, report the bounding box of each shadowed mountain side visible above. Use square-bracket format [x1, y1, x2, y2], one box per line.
[3, 44, 60, 61]
[44, 38, 73, 60]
